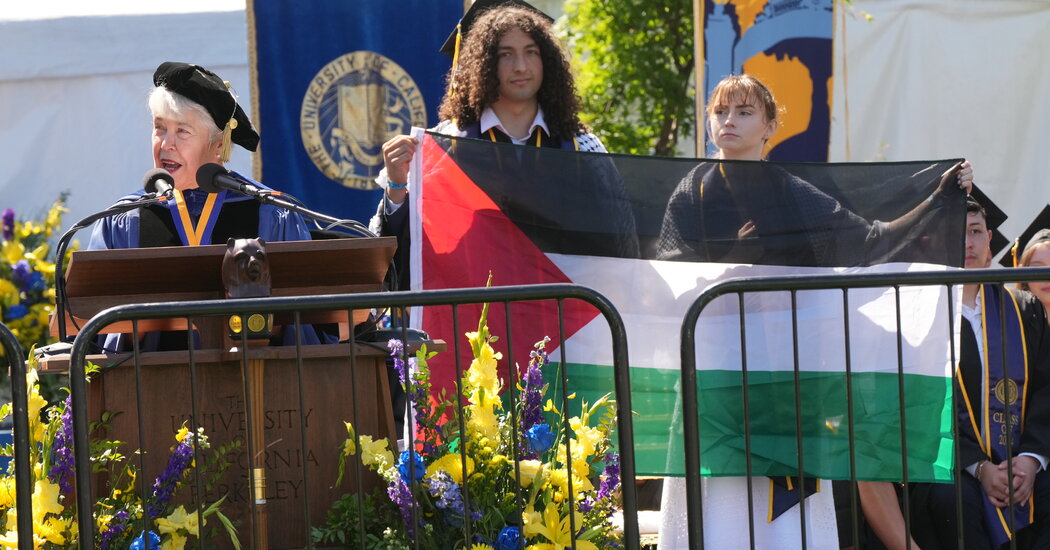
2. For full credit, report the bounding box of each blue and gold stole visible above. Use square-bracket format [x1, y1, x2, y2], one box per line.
[165, 189, 227, 246]
[958, 284, 1032, 546]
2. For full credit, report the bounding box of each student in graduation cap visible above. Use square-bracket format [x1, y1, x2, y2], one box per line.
[370, 0, 638, 290]
[1007, 206, 1050, 319]
[870, 197, 1050, 550]
[89, 61, 311, 251]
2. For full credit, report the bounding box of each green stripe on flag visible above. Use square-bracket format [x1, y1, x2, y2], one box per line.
[561, 364, 953, 482]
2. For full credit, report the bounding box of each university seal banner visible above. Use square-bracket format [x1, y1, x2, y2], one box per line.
[407, 133, 968, 482]
[247, 0, 461, 225]
[701, 0, 834, 161]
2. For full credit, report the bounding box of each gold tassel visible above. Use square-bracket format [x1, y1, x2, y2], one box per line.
[219, 80, 238, 163]
[220, 118, 237, 163]
[447, 24, 463, 98]
[1012, 238, 1020, 268]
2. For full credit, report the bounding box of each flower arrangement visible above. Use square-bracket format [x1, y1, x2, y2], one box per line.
[0, 199, 71, 354]
[0, 354, 241, 549]
[319, 304, 622, 549]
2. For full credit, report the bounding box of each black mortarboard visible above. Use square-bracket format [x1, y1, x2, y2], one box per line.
[998, 204, 1050, 267]
[967, 185, 1008, 257]
[152, 62, 259, 158]
[439, 0, 554, 58]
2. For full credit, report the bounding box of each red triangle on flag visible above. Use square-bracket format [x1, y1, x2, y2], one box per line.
[417, 134, 600, 399]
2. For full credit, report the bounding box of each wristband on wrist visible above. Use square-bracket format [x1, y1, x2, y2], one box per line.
[376, 172, 408, 191]
[976, 460, 987, 481]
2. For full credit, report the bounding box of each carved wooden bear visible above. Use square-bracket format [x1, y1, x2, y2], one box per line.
[221, 237, 271, 299]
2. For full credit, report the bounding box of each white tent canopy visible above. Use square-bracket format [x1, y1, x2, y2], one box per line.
[0, 1, 252, 226]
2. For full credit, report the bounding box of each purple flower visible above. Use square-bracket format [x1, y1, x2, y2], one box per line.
[388, 478, 420, 537]
[99, 510, 130, 549]
[525, 424, 555, 454]
[397, 450, 425, 483]
[129, 530, 160, 550]
[388, 339, 406, 386]
[147, 432, 195, 518]
[1, 209, 13, 241]
[521, 339, 549, 431]
[428, 470, 465, 515]
[497, 526, 523, 550]
[3, 304, 27, 322]
[11, 261, 30, 289]
[597, 453, 621, 501]
[48, 395, 75, 494]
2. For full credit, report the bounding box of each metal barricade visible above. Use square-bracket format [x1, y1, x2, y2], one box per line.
[679, 267, 1050, 550]
[0, 323, 32, 550]
[59, 284, 637, 549]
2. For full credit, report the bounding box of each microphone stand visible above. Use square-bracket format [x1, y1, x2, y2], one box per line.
[53, 192, 172, 343]
[250, 192, 377, 239]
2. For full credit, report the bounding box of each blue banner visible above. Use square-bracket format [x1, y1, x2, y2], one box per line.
[702, 0, 833, 161]
[248, 0, 461, 226]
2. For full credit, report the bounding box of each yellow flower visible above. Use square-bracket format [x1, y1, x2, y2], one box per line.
[528, 502, 597, 550]
[569, 418, 603, 459]
[359, 435, 394, 468]
[157, 505, 200, 550]
[1, 240, 24, 264]
[37, 516, 67, 544]
[32, 480, 64, 523]
[45, 201, 68, 232]
[28, 243, 49, 263]
[426, 453, 475, 484]
[0, 280, 16, 305]
[466, 343, 502, 397]
[522, 504, 543, 538]
[175, 425, 190, 443]
[0, 477, 15, 508]
[161, 533, 188, 550]
[467, 399, 500, 442]
[546, 466, 592, 500]
[471, 545, 495, 550]
[516, 459, 543, 488]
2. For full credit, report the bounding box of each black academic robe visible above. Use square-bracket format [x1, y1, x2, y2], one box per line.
[656, 161, 887, 267]
[957, 286, 1050, 468]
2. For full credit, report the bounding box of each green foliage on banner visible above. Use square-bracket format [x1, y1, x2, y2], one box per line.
[562, 0, 695, 156]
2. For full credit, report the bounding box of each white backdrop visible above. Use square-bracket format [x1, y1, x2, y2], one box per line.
[0, 2, 252, 228]
[830, 0, 1050, 246]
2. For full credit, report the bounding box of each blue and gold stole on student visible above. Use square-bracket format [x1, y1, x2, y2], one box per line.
[166, 188, 227, 246]
[958, 284, 1031, 546]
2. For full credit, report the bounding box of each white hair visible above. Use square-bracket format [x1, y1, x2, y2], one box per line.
[148, 87, 223, 144]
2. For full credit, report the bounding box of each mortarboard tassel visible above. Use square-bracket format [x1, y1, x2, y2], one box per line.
[220, 118, 238, 163]
[1011, 238, 1020, 268]
[448, 24, 463, 98]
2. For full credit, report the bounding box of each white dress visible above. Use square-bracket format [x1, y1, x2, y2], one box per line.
[658, 476, 839, 549]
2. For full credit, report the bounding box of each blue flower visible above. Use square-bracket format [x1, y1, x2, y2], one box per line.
[3, 304, 27, 322]
[525, 423, 555, 454]
[397, 450, 426, 482]
[129, 530, 160, 550]
[497, 526, 523, 550]
[26, 271, 45, 291]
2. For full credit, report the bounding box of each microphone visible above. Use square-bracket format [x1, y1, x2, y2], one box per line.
[196, 163, 264, 196]
[53, 169, 174, 341]
[143, 168, 175, 198]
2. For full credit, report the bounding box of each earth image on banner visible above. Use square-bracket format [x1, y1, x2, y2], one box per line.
[300, 51, 427, 190]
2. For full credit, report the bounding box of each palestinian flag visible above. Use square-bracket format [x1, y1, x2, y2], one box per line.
[408, 131, 966, 481]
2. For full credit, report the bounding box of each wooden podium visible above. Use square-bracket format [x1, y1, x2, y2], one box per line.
[42, 237, 420, 549]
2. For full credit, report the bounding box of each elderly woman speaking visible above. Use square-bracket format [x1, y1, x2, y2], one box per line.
[89, 61, 310, 250]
